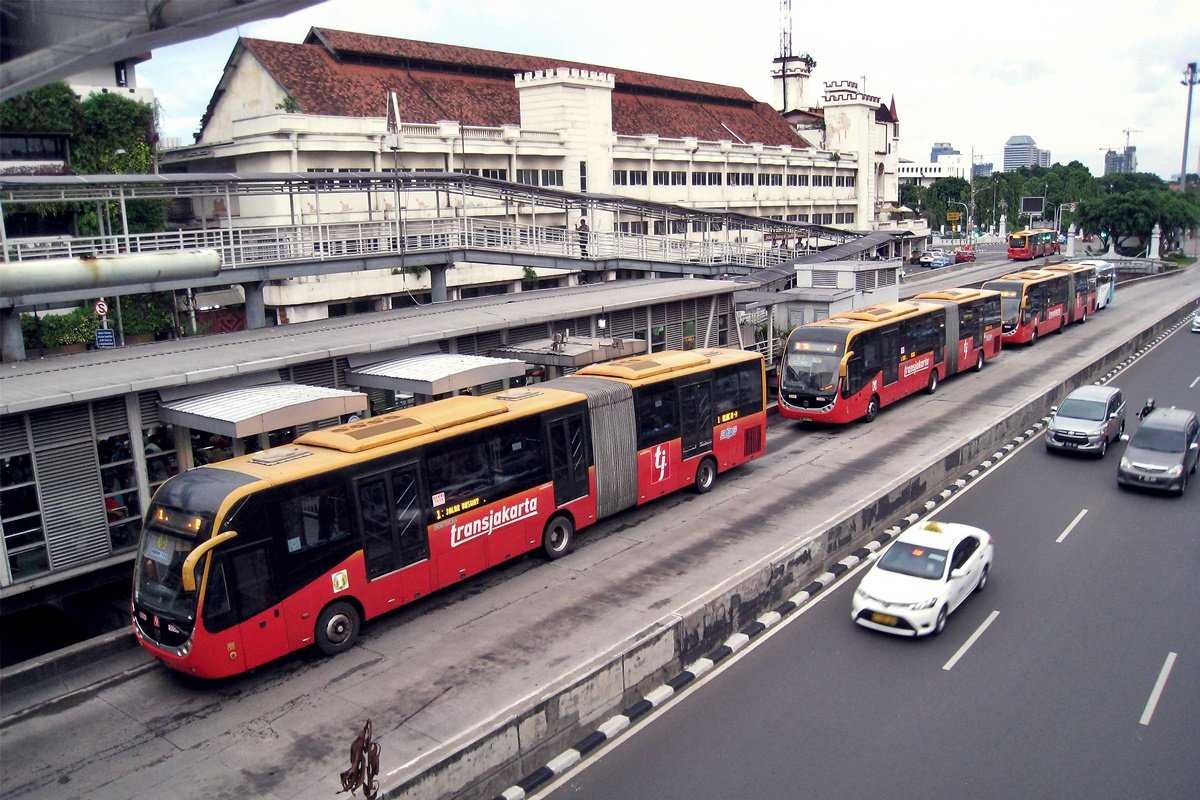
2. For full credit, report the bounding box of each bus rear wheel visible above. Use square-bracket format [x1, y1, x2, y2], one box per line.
[974, 351, 985, 372]
[1030, 329, 1038, 346]
[926, 370, 939, 395]
[541, 514, 575, 560]
[864, 395, 880, 423]
[316, 601, 360, 656]
[694, 457, 717, 494]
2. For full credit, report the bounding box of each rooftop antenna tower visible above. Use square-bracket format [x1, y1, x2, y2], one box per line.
[779, 0, 793, 58]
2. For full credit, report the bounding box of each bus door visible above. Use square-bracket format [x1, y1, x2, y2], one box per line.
[355, 463, 432, 600]
[547, 411, 590, 506]
[217, 539, 288, 670]
[880, 327, 899, 386]
[678, 379, 713, 460]
[1027, 284, 1046, 330]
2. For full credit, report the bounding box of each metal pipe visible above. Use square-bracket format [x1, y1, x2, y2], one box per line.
[0, 250, 220, 295]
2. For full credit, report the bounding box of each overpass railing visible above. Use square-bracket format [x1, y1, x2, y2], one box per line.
[2, 217, 813, 272]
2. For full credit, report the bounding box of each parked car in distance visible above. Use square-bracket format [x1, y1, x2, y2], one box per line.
[918, 251, 937, 266]
[1117, 406, 1200, 495]
[851, 520, 993, 638]
[1046, 385, 1126, 458]
[954, 247, 976, 263]
[929, 253, 954, 268]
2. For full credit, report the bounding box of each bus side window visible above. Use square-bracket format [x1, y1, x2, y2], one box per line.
[858, 331, 882, 375]
[737, 362, 763, 415]
[202, 557, 235, 632]
[426, 432, 493, 507]
[635, 383, 680, 449]
[844, 353, 865, 397]
[713, 367, 739, 416]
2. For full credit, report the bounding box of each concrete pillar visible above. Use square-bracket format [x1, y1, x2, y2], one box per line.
[1, 307, 25, 362]
[243, 281, 267, 329]
[431, 264, 448, 302]
[511, 279, 523, 293]
[1066, 229, 1076, 257]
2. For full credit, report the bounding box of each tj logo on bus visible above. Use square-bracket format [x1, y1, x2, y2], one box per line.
[652, 444, 670, 484]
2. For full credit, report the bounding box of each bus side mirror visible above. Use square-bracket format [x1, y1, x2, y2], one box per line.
[181, 530, 239, 592]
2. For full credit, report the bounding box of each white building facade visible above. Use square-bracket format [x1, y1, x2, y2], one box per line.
[161, 28, 921, 322]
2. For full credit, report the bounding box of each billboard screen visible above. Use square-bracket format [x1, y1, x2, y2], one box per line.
[1020, 196, 1045, 215]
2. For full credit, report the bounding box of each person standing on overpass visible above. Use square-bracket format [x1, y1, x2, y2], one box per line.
[577, 215, 591, 258]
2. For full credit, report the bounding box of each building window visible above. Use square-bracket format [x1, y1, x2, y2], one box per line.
[691, 171, 705, 186]
[578, 161, 587, 193]
[650, 323, 667, 350]
[717, 312, 729, 346]
[671, 170, 687, 185]
[653, 170, 670, 186]
[1, 449, 48, 580]
[629, 170, 647, 186]
[786, 213, 809, 222]
[757, 173, 781, 186]
[114, 60, 128, 88]
[481, 168, 507, 181]
[613, 169, 628, 186]
[97, 431, 141, 550]
[818, 175, 834, 187]
[619, 220, 649, 235]
[540, 169, 563, 187]
[709, 171, 723, 185]
[516, 169, 539, 186]
[835, 175, 857, 188]
[682, 320, 696, 349]
[787, 173, 810, 187]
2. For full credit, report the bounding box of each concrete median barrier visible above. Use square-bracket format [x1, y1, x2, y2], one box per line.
[385, 289, 1198, 800]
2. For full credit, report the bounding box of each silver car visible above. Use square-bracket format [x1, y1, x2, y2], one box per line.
[1046, 385, 1126, 458]
[1118, 407, 1200, 495]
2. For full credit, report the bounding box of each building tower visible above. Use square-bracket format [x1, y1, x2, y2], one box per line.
[771, 0, 816, 112]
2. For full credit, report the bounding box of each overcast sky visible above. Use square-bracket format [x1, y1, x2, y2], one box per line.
[140, 0, 1199, 178]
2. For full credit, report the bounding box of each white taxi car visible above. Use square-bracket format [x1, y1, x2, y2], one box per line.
[851, 521, 993, 637]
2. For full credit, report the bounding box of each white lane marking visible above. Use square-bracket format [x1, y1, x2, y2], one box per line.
[1190, 376, 1199, 389]
[942, 610, 1000, 672]
[1055, 508, 1089, 543]
[1139, 652, 1178, 726]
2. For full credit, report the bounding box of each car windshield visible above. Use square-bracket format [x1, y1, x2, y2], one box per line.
[1057, 398, 1107, 421]
[134, 506, 209, 620]
[876, 541, 948, 580]
[984, 281, 1022, 323]
[1131, 426, 1186, 453]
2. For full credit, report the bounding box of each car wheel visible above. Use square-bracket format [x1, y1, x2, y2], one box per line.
[1098, 438, 1107, 459]
[932, 606, 947, 637]
[975, 564, 989, 593]
[1178, 473, 1189, 496]
[315, 601, 360, 657]
[864, 395, 880, 423]
[694, 456, 717, 494]
[926, 370, 939, 395]
[974, 351, 985, 372]
[541, 514, 575, 559]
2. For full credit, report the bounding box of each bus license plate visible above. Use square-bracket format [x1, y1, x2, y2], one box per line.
[871, 612, 898, 626]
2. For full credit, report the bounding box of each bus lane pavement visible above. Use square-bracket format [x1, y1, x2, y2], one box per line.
[1, 276, 1196, 800]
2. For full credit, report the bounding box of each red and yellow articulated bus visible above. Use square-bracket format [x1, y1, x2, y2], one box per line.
[132, 349, 765, 678]
[1007, 228, 1060, 260]
[778, 301, 960, 424]
[1044, 262, 1098, 324]
[913, 288, 1004, 374]
[982, 269, 1071, 345]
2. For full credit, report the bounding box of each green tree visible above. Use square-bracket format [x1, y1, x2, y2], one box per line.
[1077, 189, 1200, 253]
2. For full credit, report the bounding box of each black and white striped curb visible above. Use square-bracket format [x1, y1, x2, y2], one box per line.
[491, 312, 1193, 800]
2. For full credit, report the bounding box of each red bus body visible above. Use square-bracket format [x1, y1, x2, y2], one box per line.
[1044, 263, 1098, 324]
[982, 270, 1071, 345]
[1007, 228, 1060, 261]
[914, 289, 1005, 375]
[134, 350, 766, 678]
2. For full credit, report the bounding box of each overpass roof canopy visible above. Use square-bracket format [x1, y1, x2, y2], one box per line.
[0, 171, 857, 241]
[348, 353, 526, 396]
[159, 383, 367, 438]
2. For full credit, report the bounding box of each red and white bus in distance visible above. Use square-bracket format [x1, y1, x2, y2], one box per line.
[1044, 262, 1098, 324]
[913, 288, 1004, 374]
[1007, 228, 1060, 260]
[981, 269, 1071, 345]
[778, 301, 954, 424]
[132, 349, 765, 678]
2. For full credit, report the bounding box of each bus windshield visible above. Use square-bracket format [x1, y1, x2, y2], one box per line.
[783, 330, 847, 392]
[135, 520, 204, 620]
[1008, 235, 1027, 249]
[984, 281, 1023, 323]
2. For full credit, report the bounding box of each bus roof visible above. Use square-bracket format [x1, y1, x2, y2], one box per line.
[575, 347, 759, 386]
[794, 302, 934, 343]
[1043, 262, 1096, 274]
[914, 288, 1001, 304]
[991, 269, 1062, 284]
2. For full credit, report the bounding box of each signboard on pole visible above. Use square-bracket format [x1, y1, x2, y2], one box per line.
[1019, 196, 1045, 215]
[946, 211, 962, 222]
[95, 328, 116, 349]
[94, 299, 109, 317]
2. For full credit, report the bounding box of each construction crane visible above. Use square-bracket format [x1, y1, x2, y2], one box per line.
[1122, 128, 1141, 149]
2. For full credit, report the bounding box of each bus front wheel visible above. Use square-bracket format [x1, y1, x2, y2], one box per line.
[974, 351, 985, 372]
[864, 395, 880, 423]
[541, 514, 575, 560]
[316, 601, 360, 656]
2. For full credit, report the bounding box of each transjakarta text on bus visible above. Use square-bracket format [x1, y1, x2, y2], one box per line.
[132, 349, 766, 678]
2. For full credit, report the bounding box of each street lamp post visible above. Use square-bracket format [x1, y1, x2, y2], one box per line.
[1181, 62, 1197, 193]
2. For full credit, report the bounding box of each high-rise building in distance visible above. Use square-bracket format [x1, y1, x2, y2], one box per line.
[1104, 146, 1137, 175]
[1003, 135, 1050, 170]
[930, 141, 960, 162]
